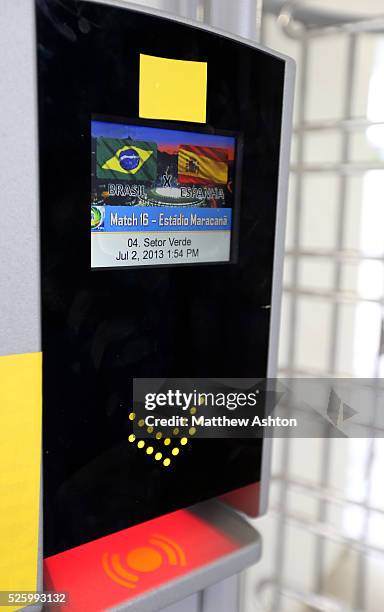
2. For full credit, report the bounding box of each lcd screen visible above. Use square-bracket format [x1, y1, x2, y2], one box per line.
[91, 117, 239, 268]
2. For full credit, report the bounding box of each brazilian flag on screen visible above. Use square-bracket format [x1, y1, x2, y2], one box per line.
[96, 137, 157, 181]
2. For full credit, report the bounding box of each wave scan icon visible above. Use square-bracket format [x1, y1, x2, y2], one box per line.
[102, 534, 187, 589]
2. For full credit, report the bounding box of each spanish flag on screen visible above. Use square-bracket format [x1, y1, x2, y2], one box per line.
[178, 145, 229, 185]
[96, 137, 157, 181]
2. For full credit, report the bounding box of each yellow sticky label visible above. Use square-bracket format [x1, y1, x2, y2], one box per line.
[139, 54, 207, 123]
[0, 352, 42, 609]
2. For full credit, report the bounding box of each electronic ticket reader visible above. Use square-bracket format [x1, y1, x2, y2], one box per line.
[0, 0, 294, 610]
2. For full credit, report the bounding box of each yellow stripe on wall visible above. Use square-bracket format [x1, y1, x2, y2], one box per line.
[0, 352, 42, 611]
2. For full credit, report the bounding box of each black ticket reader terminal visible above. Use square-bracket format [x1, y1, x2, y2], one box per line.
[31, 0, 295, 606]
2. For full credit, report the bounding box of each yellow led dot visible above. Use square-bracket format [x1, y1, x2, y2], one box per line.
[190, 407, 197, 415]
[155, 432, 162, 440]
[164, 438, 171, 446]
[129, 412, 136, 421]
[180, 437, 188, 446]
[147, 426, 154, 433]
[137, 440, 145, 449]
[128, 434, 136, 443]
[138, 419, 145, 427]
[163, 458, 171, 467]
[146, 446, 154, 455]
[189, 427, 196, 436]
[172, 447, 180, 456]
[198, 397, 205, 405]
[155, 452, 162, 461]
[173, 428, 179, 435]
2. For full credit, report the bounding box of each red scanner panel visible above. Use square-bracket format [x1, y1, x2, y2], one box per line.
[44, 508, 239, 611]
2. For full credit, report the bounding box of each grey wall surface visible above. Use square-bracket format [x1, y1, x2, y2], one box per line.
[0, 0, 41, 356]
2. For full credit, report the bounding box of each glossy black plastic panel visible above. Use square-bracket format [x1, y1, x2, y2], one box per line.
[36, 0, 285, 556]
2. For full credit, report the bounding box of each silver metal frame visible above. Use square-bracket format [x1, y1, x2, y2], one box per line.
[262, 44, 295, 515]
